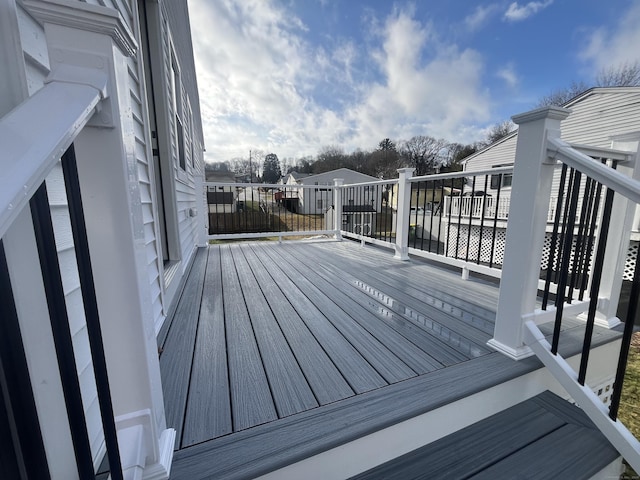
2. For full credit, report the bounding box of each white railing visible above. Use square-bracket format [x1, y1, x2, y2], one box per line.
[490, 105, 640, 473]
[445, 195, 511, 220]
[205, 182, 337, 240]
[0, 79, 103, 239]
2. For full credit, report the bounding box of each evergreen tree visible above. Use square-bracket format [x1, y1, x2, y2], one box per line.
[262, 153, 282, 183]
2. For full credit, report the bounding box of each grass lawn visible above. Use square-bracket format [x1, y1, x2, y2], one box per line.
[619, 332, 640, 478]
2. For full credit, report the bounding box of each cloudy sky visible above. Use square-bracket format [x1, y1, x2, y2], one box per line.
[188, 0, 640, 164]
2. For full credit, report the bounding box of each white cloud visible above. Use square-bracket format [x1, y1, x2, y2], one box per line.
[504, 0, 553, 22]
[348, 7, 491, 145]
[580, 1, 640, 71]
[189, 1, 492, 163]
[497, 64, 518, 88]
[464, 4, 499, 31]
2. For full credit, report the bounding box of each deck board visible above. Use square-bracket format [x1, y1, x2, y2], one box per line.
[240, 245, 355, 405]
[350, 390, 619, 480]
[259, 243, 422, 382]
[269, 243, 445, 374]
[229, 244, 319, 417]
[182, 246, 231, 447]
[310, 242, 497, 333]
[284, 243, 484, 363]
[254, 244, 388, 393]
[161, 240, 622, 479]
[159, 248, 207, 446]
[219, 245, 278, 431]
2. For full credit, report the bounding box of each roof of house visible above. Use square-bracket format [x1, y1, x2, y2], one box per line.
[461, 86, 640, 166]
[288, 172, 313, 180]
[298, 168, 378, 184]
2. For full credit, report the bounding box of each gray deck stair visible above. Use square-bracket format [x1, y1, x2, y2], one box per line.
[350, 390, 619, 480]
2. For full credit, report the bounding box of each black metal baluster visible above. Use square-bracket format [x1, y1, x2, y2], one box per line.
[609, 242, 640, 420]
[465, 176, 477, 262]
[477, 176, 489, 265]
[61, 146, 123, 480]
[568, 175, 591, 302]
[30, 182, 95, 478]
[489, 178, 502, 268]
[571, 176, 596, 302]
[578, 166, 618, 384]
[580, 178, 604, 300]
[0, 241, 51, 479]
[445, 178, 454, 258]
[551, 169, 582, 355]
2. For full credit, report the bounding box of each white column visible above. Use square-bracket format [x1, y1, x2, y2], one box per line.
[488, 106, 570, 360]
[26, 1, 174, 477]
[394, 168, 415, 260]
[194, 173, 208, 247]
[593, 135, 640, 327]
[333, 178, 344, 240]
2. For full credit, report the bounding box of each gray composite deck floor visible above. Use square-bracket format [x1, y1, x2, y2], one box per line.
[159, 240, 502, 449]
[158, 239, 621, 479]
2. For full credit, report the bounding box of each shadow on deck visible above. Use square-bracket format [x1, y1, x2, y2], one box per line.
[157, 239, 620, 479]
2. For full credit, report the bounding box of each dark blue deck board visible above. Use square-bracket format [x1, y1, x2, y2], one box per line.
[253, 243, 387, 393]
[228, 244, 319, 417]
[160, 241, 621, 477]
[283, 243, 483, 364]
[158, 248, 207, 447]
[259, 243, 424, 381]
[181, 246, 231, 447]
[219, 245, 278, 431]
[240, 244, 355, 405]
[262, 244, 442, 378]
[350, 390, 619, 480]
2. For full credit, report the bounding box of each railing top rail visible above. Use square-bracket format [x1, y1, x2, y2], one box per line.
[342, 178, 398, 187]
[410, 166, 514, 183]
[0, 81, 102, 239]
[548, 137, 640, 205]
[204, 182, 335, 189]
[570, 143, 635, 163]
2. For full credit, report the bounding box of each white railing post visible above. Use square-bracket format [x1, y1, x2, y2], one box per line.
[593, 135, 640, 327]
[333, 178, 344, 240]
[195, 173, 208, 247]
[26, 1, 174, 477]
[394, 167, 415, 260]
[488, 106, 571, 360]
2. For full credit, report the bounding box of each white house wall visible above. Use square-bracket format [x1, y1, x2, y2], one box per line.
[159, 2, 201, 289]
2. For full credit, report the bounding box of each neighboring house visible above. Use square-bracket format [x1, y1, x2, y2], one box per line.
[206, 170, 237, 213]
[290, 168, 383, 215]
[282, 171, 313, 185]
[1, 0, 204, 477]
[456, 87, 640, 269]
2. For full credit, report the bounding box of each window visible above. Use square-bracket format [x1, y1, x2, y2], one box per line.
[490, 164, 513, 189]
[171, 51, 186, 171]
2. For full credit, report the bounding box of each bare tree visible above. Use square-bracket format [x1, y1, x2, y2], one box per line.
[477, 120, 517, 148]
[596, 61, 640, 87]
[401, 135, 448, 176]
[536, 80, 590, 107]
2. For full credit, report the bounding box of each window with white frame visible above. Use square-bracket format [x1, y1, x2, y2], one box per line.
[171, 51, 186, 171]
[490, 164, 513, 189]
